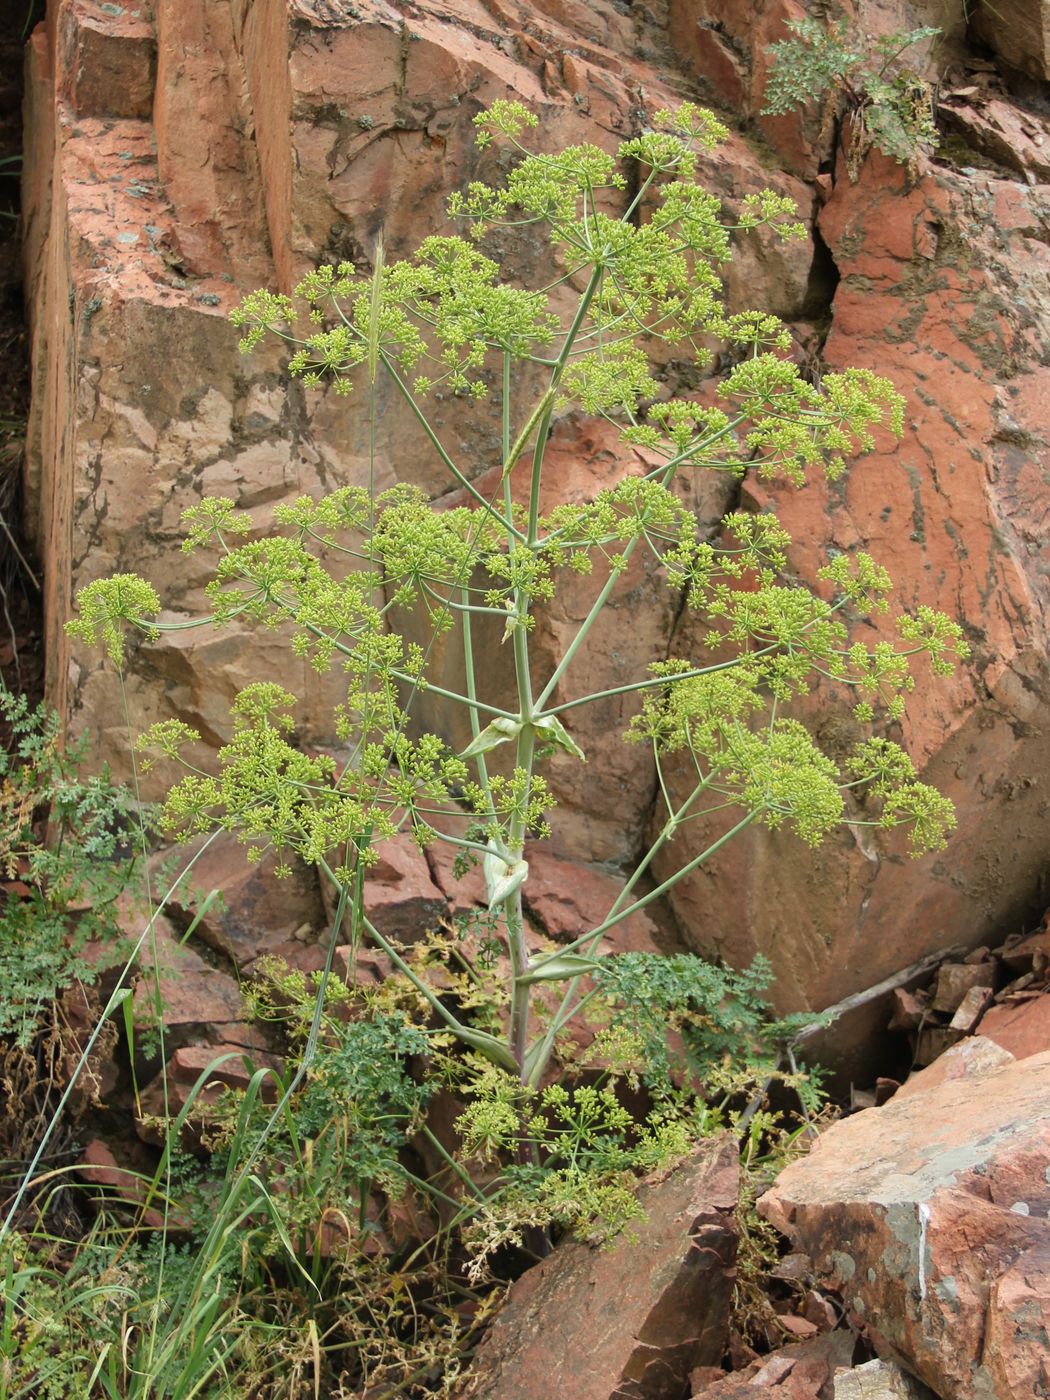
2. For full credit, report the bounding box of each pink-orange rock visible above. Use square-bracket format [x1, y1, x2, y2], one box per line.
[57, 0, 156, 120]
[156, 1042, 282, 1095]
[424, 816, 490, 915]
[940, 95, 1050, 185]
[130, 912, 264, 1053]
[893, 1033, 1013, 1103]
[153, 0, 272, 281]
[668, 0, 820, 177]
[164, 832, 325, 972]
[78, 1138, 179, 1229]
[971, 0, 1050, 80]
[22, 8, 353, 762]
[981, 993, 1050, 1061]
[669, 0, 967, 178]
[833, 1359, 936, 1399]
[522, 843, 663, 953]
[759, 1050, 1050, 1400]
[320, 830, 448, 946]
[983, 1244, 1050, 1398]
[689, 1330, 855, 1397]
[365, 832, 449, 944]
[1000, 922, 1050, 972]
[457, 1135, 740, 1400]
[57, 983, 120, 1108]
[659, 148, 1050, 1019]
[928, 961, 994, 1014]
[332, 944, 394, 991]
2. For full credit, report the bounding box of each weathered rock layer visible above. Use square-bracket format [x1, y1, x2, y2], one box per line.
[21, 0, 1050, 1015]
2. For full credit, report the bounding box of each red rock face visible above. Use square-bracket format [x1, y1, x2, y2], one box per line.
[21, 2, 1050, 1022]
[981, 993, 1050, 1061]
[658, 148, 1050, 1012]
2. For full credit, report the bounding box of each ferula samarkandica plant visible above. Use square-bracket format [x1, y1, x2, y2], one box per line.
[68, 101, 967, 1088]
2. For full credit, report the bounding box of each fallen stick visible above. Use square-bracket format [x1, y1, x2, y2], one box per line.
[791, 943, 968, 1044]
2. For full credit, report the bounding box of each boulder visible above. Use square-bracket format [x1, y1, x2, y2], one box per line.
[130, 912, 266, 1056]
[458, 1135, 740, 1400]
[999, 922, 1050, 973]
[669, 0, 970, 177]
[521, 843, 664, 954]
[423, 804, 491, 915]
[320, 829, 448, 947]
[21, 8, 359, 770]
[78, 1138, 180, 1230]
[153, 0, 272, 282]
[893, 1033, 1013, 1102]
[56, 0, 156, 120]
[940, 94, 1050, 185]
[833, 1359, 936, 1398]
[759, 1049, 1050, 1399]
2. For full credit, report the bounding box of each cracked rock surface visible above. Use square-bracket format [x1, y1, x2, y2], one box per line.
[759, 1047, 1050, 1400]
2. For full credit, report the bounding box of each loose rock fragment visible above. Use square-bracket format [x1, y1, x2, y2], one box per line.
[458, 1136, 739, 1400]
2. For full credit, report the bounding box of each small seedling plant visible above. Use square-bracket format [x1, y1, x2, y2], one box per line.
[67, 102, 964, 1247]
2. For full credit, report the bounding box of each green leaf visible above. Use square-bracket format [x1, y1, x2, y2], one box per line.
[453, 1024, 520, 1071]
[533, 714, 586, 761]
[483, 848, 529, 909]
[460, 716, 523, 758]
[516, 953, 600, 985]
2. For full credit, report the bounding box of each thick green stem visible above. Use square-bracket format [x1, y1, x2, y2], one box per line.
[505, 691, 536, 1080]
[502, 351, 515, 543]
[522, 804, 754, 1085]
[524, 771, 714, 1087]
[504, 387, 556, 483]
[461, 588, 496, 823]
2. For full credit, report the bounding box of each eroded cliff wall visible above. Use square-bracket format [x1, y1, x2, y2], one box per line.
[21, 0, 1050, 1013]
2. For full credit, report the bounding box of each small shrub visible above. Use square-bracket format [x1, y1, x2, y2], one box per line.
[0, 685, 143, 1047]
